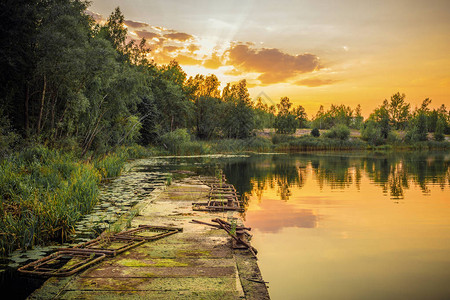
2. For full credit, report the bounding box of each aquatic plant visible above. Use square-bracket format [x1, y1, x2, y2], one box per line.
[0, 145, 131, 256]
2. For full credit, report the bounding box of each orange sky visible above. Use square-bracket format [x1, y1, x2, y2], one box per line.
[88, 0, 450, 117]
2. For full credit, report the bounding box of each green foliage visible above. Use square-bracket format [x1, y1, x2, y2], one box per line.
[93, 152, 127, 179]
[274, 97, 298, 134]
[210, 139, 246, 153]
[220, 80, 255, 139]
[361, 120, 385, 146]
[0, 145, 133, 255]
[274, 135, 366, 151]
[244, 136, 273, 151]
[311, 128, 320, 137]
[272, 134, 297, 144]
[312, 104, 354, 129]
[253, 97, 276, 129]
[434, 117, 445, 141]
[274, 114, 297, 134]
[324, 124, 350, 140]
[0, 113, 20, 158]
[369, 103, 391, 139]
[388, 93, 410, 129]
[159, 129, 209, 155]
[406, 112, 428, 142]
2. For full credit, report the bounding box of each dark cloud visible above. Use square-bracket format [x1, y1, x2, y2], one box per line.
[124, 20, 150, 28]
[227, 44, 322, 84]
[135, 30, 160, 40]
[164, 32, 193, 41]
[295, 78, 339, 87]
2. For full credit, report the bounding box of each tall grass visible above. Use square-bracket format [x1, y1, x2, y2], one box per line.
[0, 145, 133, 256]
[272, 135, 367, 151]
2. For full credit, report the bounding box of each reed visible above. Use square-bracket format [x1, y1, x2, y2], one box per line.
[0, 145, 133, 256]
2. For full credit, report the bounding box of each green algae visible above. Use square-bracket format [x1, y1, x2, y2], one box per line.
[117, 258, 188, 267]
[177, 249, 211, 258]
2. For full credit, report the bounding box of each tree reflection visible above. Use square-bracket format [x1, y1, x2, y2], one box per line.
[220, 152, 449, 202]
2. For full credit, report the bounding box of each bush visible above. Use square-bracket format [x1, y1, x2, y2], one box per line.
[0, 146, 113, 255]
[210, 139, 245, 153]
[273, 135, 366, 151]
[93, 152, 127, 179]
[244, 136, 273, 151]
[159, 129, 191, 154]
[274, 114, 297, 134]
[361, 121, 385, 146]
[272, 134, 296, 144]
[324, 124, 350, 140]
[311, 128, 320, 137]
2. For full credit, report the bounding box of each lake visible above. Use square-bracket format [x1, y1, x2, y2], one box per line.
[4, 152, 449, 299]
[162, 151, 450, 299]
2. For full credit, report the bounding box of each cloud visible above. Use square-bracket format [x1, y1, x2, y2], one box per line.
[295, 78, 338, 87]
[187, 44, 200, 52]
[164, 45, 183, 52]
[85, 10, 103, 22]
[203, 53, 223, 69]
[173, 54, 203, 65]
[224, 68, 244, 76]
[135, 30, 160, 40]
[124, 19, 150, 28]
[226, 44, 322, 84]
[164, 32, 193, 41]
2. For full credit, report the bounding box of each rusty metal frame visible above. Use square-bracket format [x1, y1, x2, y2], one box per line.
[18, 250, 106, 277]
[114, 225, 182, 241]
[60, 236, 146, 256]
[18, 225, 183, 277]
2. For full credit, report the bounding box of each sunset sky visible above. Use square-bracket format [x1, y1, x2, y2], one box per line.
[89, 0, 450, 116]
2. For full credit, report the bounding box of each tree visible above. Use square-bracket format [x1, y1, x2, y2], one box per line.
[220, 80, 255, 138]
[254, 97, 275, 129]
[406, 111, 428, 142]
[434, 117, 445, 141]
[311, 104, 353, 129]
[352, 104, 364, 129]
[274, 97, 297, 134]
[324, 124, 350, 140]
[369, 102, 390, 139]
[292, 105, 308, 128]
[361, 120, 384, 145]
[388, 93, 410, 129]
[186, 74, 222, 139]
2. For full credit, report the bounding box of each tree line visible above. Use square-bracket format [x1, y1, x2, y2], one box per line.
[1, 0, 449, 156]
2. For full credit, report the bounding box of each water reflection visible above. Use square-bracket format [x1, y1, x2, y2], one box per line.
[181, 152, 450, 300]
[220, 152, 449, 202]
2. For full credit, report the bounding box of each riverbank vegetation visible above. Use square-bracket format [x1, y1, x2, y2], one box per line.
[1, 0, 449, 255]
[0, 145, 153, 256]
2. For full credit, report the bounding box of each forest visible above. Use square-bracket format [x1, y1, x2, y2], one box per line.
[1, 0, 449, 158]
[0, 0, 449, 255]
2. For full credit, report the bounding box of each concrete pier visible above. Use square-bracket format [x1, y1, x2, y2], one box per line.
[30, 177, 269, 299]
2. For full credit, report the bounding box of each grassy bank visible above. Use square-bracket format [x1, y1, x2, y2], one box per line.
[0, 145, 153, 256]
[155, 130, 450, 155]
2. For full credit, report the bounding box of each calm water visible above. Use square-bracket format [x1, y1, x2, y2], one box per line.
[164, 152, 450, 300]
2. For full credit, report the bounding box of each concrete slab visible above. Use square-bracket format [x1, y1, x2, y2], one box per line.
[29, 175, 269, 299]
